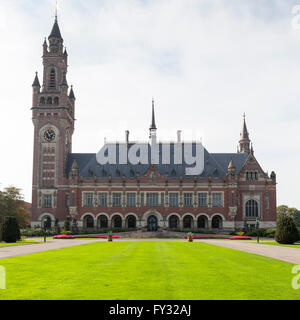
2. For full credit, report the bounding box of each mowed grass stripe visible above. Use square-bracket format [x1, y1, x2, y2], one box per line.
[0, 241, 299, 300]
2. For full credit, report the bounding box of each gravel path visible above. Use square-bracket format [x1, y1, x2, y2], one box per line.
[0, 239, 105, 259]
[199, 240, 300, 264]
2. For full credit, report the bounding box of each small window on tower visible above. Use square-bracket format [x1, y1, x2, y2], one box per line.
[49, 69, 56, 89]
[54, 97, 59, 105]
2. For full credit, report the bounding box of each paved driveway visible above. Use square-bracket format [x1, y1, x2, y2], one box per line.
[199, 240, 300, 264]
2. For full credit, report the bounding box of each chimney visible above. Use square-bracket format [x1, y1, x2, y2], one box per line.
[177, 130, 182, 143]
[125, 130, 129, 144]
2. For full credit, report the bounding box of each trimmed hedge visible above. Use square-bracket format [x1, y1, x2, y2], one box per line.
[275, 213, 299, 244]
[3, 217, 21, 243]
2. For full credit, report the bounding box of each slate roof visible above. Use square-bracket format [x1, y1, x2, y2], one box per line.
[66, 144, 248, 179]
[49, 18, 62, 40]
[32, 72, 40, 87]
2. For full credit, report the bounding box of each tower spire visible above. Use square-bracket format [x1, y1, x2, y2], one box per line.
[150, 98, 157, 130]
[239, 113, 251, 153]
[55, 0, 58, 22]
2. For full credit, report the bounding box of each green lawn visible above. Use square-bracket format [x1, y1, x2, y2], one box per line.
[0, 240, 40, 247]
[260, 241, 300, 249]
[0, 241, 299, 300]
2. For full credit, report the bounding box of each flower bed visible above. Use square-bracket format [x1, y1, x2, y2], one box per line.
[184, 235, 229, 239]
[74, 235, 121, 239]
[53, 235, 74, 239]
[229, 236, 252, 240]
[53, 235, 121, 239]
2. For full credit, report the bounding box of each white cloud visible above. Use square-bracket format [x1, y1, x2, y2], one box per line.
[0, 0, 299, 208]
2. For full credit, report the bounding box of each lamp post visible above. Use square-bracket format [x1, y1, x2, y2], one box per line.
[256, 217, 260, 243]
[43, 217, 48, 243]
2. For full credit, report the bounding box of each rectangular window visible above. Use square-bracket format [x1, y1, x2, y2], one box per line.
[212, 193, 223, 207]
[141, 193, 144, 206]
[231, 192, 234, 206]
[83, 193, 94, 207]
[112, 193, 122, 207]
[98, 193, 107, 206]
[198, 193, 207, 207]
[43, 194, 52, 208]
[183, 193, 193, 207]
[161, 193, 165, 206]
[65, 194, 70, 207]
[146, 193, 159, 206]
[169, 193, 179, 206]
[126, 193, 136, 207]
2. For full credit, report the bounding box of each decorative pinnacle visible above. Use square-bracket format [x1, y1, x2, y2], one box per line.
[55, 0, 58, 22]
[150, 98, 157, 130]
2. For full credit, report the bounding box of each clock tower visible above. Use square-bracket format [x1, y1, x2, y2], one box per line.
[31, 16, 76, 227]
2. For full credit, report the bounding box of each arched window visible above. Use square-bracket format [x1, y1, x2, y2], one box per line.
[40, 97, 45, 105]
[212, 215, 222, 229]
[97, 215, 108, 229]
[197, 216, 207, 229]
[84, 215, 94, 228]
[245, 200, 258, 217]
[183, 216, 193, 229]
[47, 97, 52, 105]
[53, 97, 59, 105]
[127, 215, 136, 229]
[42, 216, 52, 229]
[49, 68, 56, 89]
[169, 215, 179, 229]
[113, 216, 122, 228]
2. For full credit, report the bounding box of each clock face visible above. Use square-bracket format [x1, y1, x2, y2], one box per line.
[44, 129, 55, 142]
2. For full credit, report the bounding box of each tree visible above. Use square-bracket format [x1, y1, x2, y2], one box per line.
[54, 218, 61, 235]
[64, 218, 70, 231]
[277, 205, 300, 227]
[2, 217, 21, 243]
[71, 219, 78, 234]
[0, 187, 30, 229]
[275, 212, 299, 244]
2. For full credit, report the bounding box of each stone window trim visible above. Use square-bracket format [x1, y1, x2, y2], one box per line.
[97, 192, 108, 207]
[183, 192, 193, 207]
[112, 192, 122, 207]
[211, 192, 224, 207]
[82, 192, 94, 207]
[197, 192, 208, 207]
[169, 192, 179, 207]
[242, 194, 261, 219]
[126, 193, 137, 207]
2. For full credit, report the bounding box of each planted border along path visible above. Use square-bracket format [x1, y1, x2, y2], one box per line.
[0, 239, 105, 259]
[198, 240, 300, 264]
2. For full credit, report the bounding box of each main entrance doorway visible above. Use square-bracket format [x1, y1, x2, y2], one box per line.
[147, 215, 158, 231]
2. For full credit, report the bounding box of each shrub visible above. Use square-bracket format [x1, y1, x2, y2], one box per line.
[64, 219, 70, 231]
[54, 218, 61, 235]
[2, 217, 21, 243]
[265, 228, 276, 238]
[20, 228, 58, 237]
[236, 232, 244, 236]
[245, 229, 266, 237]
[275, 213, 299, 244]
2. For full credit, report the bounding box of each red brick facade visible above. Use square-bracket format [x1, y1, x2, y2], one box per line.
[30, 18, 277, 232]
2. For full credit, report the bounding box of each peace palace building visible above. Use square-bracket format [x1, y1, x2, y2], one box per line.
[31, 17, 277, 232]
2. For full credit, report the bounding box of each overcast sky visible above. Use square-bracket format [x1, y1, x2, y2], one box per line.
[0, 0, 300, 208]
